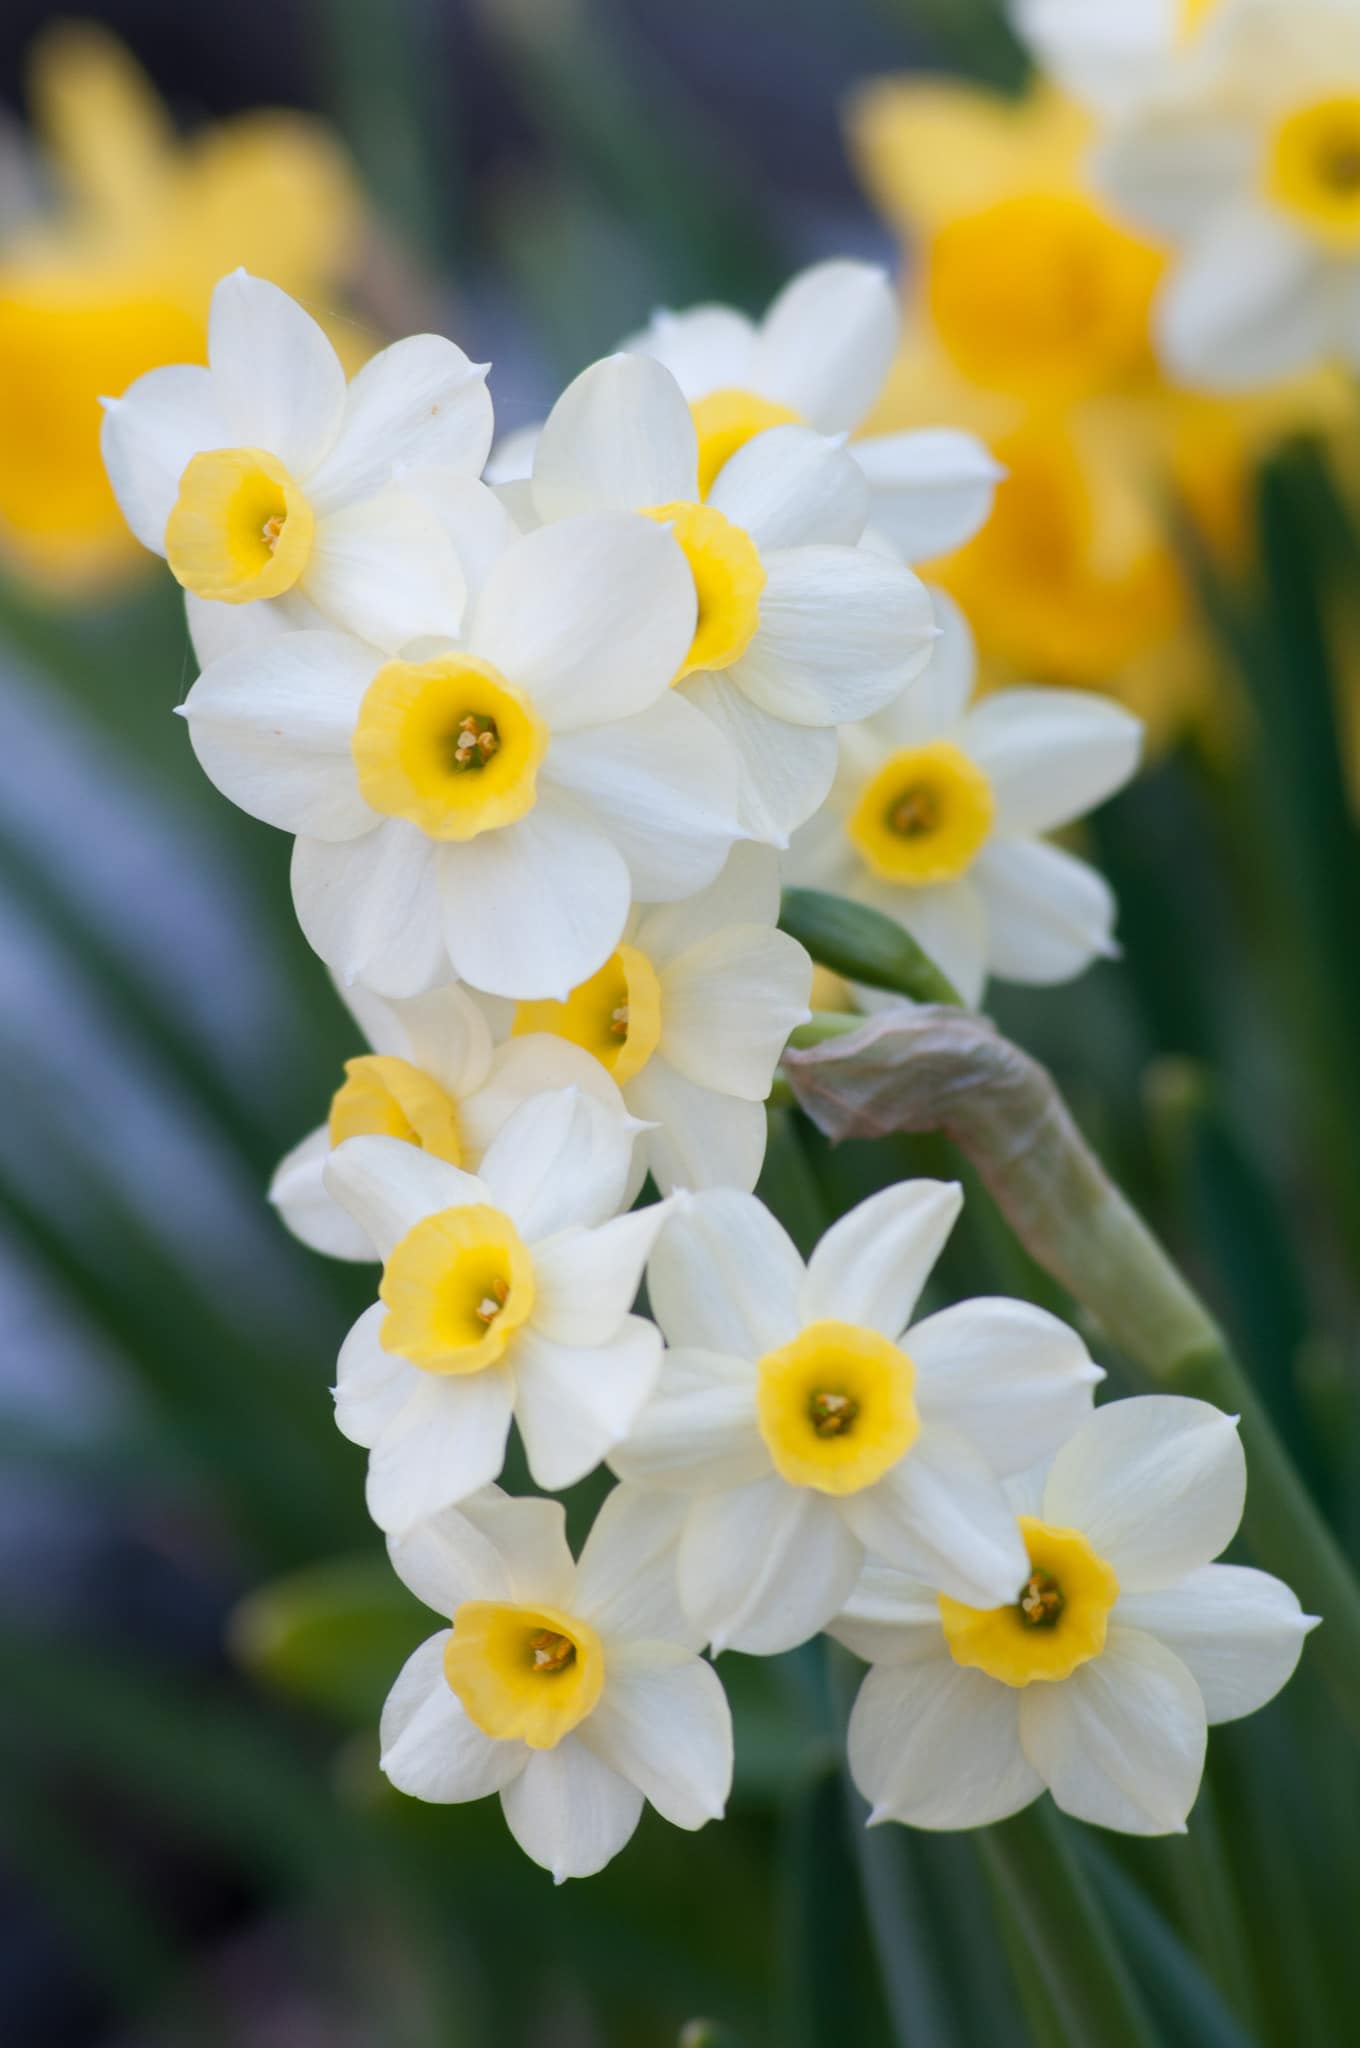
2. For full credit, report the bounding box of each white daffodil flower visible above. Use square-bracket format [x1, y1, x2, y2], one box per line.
[611, 1183, 1103, 1655]
[100, 269, 492, 651]
[471, 845, 813, 1195]
[619, 259, 1004, 562]
[1011, 0, 1213, 115]
[1098, 0, 1360, 388]
[270, 979, 638, 1261]
[380, 1485, 731, 1882]
[324, 1089, 671, 1530]
[179, 510, 745, 1002]
[786, 593, 1143, 1005]
[836, 1396, 1318, 1836]
[515, 351, 938, 843]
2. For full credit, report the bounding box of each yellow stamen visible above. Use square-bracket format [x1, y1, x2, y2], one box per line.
[513, 944, 662, 1086]
[938, 1518, 1120, 1686]
[640, 500, 766, 679]
[756, 1320, 919, 1494]
[351, 655, 547, 842]
[1268, 96, 1360, 247]
[444, 1601, 604, 1748]
[379, 1203, 535, 1375]
[846, 740, 995, 886]
[164, 444, 314, 603]
[328, 1054, 464, 1166]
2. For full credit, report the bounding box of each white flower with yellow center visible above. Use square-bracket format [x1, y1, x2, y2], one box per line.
[836, 1396, 1317, 1835]
[618, 259, 1004, 561]
[180, 510, 743, 1002]
[1013, 0, 1220, 114]
[270, 979, 637, 1261]
[786, 595, 1142, 1005]
[324, 1088, 671, 1531]
[1098, 0, 1360, 386]
[473, 846, 812, 1195]
[514, 351, 938, 842]
[101, 268, 492, 650]
[381, 1485, 731, 1882]
[611, 1183, 1103, 1654]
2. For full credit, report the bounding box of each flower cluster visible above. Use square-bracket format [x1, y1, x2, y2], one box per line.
[102, 260, 1313, 1881]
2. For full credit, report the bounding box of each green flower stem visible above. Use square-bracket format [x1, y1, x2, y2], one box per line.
[783, 1003, 1360, 1734]
[978, 1804, 1162, 2048]
[779, 888, 965, 1007]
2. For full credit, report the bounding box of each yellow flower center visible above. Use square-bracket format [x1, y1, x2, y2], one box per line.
[925, 193, 1164, 401]
[846, 740, 996, 886]
[1268, 96, 1360, 247]
[379, 1203, 535, 1375]
[443, 1601, 605, 1749]
[689, 387, 802, 497]
[163, 445, 315, 603]
[328, 1054, 464, 1166]
[640, 500, 766, 678]
[755, 1319, 920, 1495]
[512, 943, 663, 1085]
[938, 1517, 1120, 1686]
[351, 655, 548, 842]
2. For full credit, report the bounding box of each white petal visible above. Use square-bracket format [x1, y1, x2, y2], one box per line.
[334, 1300, 423, 1447]
[848, 1645, 1041, 1829]
[439, 798, 631, 1003]
[908, 1298, 1103, 1474]
[483, 422, 540, 484]
[861, 586, 976, 750]
[1158, 208, 1335, 390]
[856, 873, 989, 1008]
[548, 691, 742, 902]
[1019, 1626, 1207, 1835]
[578, 1640, 731, 1827]
[973, 839, 1117, 987]
[387, 1489, 574, 1614]
[459, 1035, 629, 1168]
[843, 1426, 1029, 1607]
[292, 824, 450, 997]
[374, 981, 494, 1098]
[632, 1081, 766, 1222]
[656, 925, 810, 1100]
[828, 1560, 942, 1665]
[749, 260, 898, 435]
[531, 353, 698, 519]
[306, 334, 493, 511]
[323, 1132, 487, 1259]
[366, 1370, 516, 1532]
[571, 1484, 695, 1644]
[728, 546, 935, 726]
[380, 1632, 524, 1802]
[678, 1477, 863, 1654]
[626, 304, 756, 397]
[1116, 1565, 1317, 1724]
[530, 1206, 669, 1345]
[182, 631, 377, 839]
[513, 1318, 661, 1492]
[478, 1085, 635, 1237]
[99, 364, 230, 553]
[633, 840, 782, 964]
[469, 514, 695, 730]
[1041, 1397, 1246, 1592]
[609, 1347, 768, 1496]
[1096, 115, 1262, 238]
[962, 690, 1142, 837]
[852, 429, 1002, 562]
[185, 587, 325, 667]
[399, 472, 521, 608]
[707, 423, 867, 551]
[500, 1738, 643, 1881]
[270, 1124, 375, 1261]
[646, 1187, 803, 1353]
[207, 270, 346, 477]
[679, 674, 837, 842]
[302, 485, 467, 650]
[801, 1180, 963, 1337]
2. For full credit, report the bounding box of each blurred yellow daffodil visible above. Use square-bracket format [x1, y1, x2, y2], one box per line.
[0, 22, 367, 597]
[848, 72, 1347, 744]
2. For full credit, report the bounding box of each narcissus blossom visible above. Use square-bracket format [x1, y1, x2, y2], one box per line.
[623, 260, 1004, 561]
[1099, 0, 1360, 387]
[787, 595, 1142, 1004]
[324, 1089, 670, 1530]
[837, 1397, 1317, 1835]
[102, 269, 491, 648]
[270, 979, 634, 1260]
[612, 1183, 1103, 1654]
[479, 846, 812, 1194]
[179, 510, 743, 1001]
[518, 351, 938, 841]
[381, 1485, 731, 1881]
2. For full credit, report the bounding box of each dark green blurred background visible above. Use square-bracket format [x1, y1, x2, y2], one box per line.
[2, 3, 1359, 2044]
